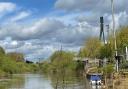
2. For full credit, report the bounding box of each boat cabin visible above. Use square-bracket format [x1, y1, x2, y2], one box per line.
[90, 74, 101, 85]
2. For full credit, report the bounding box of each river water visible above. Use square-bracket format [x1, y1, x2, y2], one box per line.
[0, 74, 96, 89]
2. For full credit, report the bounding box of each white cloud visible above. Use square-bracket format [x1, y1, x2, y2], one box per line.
[107, 11, 128, 29]
[55, 0, 127, 14]
[11, 41, 18, 46]
[0, 18, 65, 40]
[10, 11, 31, 22]
[0, 16, 100, 60]
[0, 2, 16, 17]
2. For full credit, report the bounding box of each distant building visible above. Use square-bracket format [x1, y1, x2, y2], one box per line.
[25, 60, 34, 64]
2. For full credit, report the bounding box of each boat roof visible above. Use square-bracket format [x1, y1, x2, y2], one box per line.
[90, 75, 101, 81]
[90, 73, 102, 75]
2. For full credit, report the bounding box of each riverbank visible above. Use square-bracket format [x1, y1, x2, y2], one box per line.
[98, 72, 128, 89]
[0, 46, 40, 79]
[112, 73, 128, 89]
[0, 63, 39, 79]
[116, 77, 128, 89]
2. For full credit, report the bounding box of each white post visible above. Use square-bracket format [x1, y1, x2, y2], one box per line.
[126, 46, 128, 61]
[111, 0, 118, 72]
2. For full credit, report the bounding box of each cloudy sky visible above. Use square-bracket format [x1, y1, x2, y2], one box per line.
[0, 0, 127, 61]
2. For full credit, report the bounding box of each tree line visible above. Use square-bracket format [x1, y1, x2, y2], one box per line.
[0, 47, 38, 77]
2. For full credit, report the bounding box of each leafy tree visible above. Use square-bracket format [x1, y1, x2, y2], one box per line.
[80, 37, 102, 58]
[116, 27, 128, 55]
[78, 48, 88, 58]
[7, 52, 25, 62]
[0, 47, 5, 56]
[0, 46, 38, 76]
[50, 51, 75, 70]
[99, 43, 113, 59]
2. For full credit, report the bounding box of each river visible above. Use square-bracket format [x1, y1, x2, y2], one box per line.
[0, 74, 99, 89]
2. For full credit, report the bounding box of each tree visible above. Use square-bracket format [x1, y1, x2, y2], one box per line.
[49, 51, 76, 89]
[7, 52, 25, 62]
[82, 37, 102, 58]
[99, 43, 113, 59]
[50, 51, 75, 70]
[116, 27, 128, 55]
[0, 47, 5, 56]
[78, 48, 88, 58]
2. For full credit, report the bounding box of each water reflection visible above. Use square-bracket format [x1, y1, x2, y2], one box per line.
[23, 74, 53, 89]
[0, 74, 25, 89]
[91, 85, 102, 89]
[0, 74, 101, 89]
